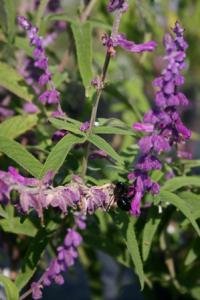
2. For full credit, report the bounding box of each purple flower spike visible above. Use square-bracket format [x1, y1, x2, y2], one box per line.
[128, 22, 191, 217]
[18, 16, 60, 107]
[31, 219, 85, 299]
[17, 16, 31, 30]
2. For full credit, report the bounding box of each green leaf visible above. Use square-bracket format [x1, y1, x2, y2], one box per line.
[0, 136, 43, 178]
[93, 125, 135, 136]
[71, 21, 93, 97]
[159, 191, 200, 237]
[0, 275, 19, 300]
[0, 62, 34, 101]
[45, 13, 77, 24]
[40, 134, 86, 178]
[178, 191, 200, 211]
[35, 0, 49, 28]
[0, 217, 37, 237]
[162, 176, 200, 192]
[15, 229, 49, 291]
[0, 115, 38, 139]
[46, 14, 112, 30]
[126, 219, 144, 289]
[142, 207, 161, 261]
[14, 36, 33, 56]
[49, 117, 84, 135]
[178, 192, 200, 226]
[97, 117, 130, 127]
[88, 134, 124, 165]
[0, 0, 16, 43]
[184, 239, 200, 266]
[191, 287, 200, 300]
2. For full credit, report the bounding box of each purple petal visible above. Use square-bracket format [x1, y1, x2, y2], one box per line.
[114, 34, 157, 53]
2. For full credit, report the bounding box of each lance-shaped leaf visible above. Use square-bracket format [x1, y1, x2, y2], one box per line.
[0, 275, 19, 300]
[126, 219, 145, 289]
[93, 125, 136, 136]
[0, 62, 34, 101]
[88, 134, 124, 165]
[159, 191, 200, 237]
[0, 218, 37, 237]
[0, 0, 16, 43]
[0, 136, 43, 178]
[40, 134, 86, 178]
[142, 207, 162, 261]
[71, 21, 93, 97]
[49, 117, 84, 135]
[162, 176, 200, 192]
[0, 115, 38, 139]
[15, 229, 49, 291]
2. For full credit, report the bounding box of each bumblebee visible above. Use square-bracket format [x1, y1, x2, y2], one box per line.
[114, 182, 131, 211]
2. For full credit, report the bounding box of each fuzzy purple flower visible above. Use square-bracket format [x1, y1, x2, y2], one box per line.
[113, 34, 157, 53]
[107, 0, 128, 13]
[103, 1, 157, 56]
[0, 168, 115, 217]
[130, 22, 191, 216]
[80, 121, 90, 132]
[39, 89, 60, 105]
[23, 102, 39, 114]
[31, 282, 43, 300]
[102, 34, 157, 56]
[18, 16, 60, 105]
[31, 214, 86, 299]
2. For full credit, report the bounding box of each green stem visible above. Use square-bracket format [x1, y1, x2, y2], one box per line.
[81, 9, 124, 178]
[80, 0, 98, 22]
[81, 52, 111, 177]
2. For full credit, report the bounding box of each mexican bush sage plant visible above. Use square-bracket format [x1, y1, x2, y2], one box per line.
[0, 0, 199, 300]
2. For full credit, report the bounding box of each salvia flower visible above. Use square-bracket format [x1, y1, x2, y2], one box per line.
[80, 121, 90, 132]
[0, 168, 115, 217]
[107, 0, 129, 13]
[130, 22, 191, 216]
[102, 34, 157, 56]
[31, 212, 86, 299]
[104, 0, 157, 56]
[17, 16, 60, 105]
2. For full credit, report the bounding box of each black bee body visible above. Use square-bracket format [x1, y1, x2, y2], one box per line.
[114, 182, 131, 211]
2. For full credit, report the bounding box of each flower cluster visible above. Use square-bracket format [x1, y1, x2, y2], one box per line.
[0, 167, 115, 217]
[31, 213, 86, 299]
[104, 0, 157, 56]
[130, 22, 191, 216]
[17, 16, 60, 105]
